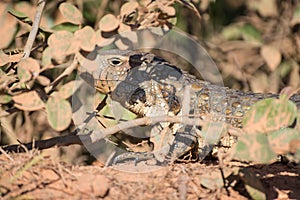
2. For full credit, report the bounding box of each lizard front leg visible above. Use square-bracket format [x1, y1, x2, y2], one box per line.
[111, 81, 201, 165]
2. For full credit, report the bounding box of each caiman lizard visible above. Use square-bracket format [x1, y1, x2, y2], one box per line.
[93, 50, 300, 164]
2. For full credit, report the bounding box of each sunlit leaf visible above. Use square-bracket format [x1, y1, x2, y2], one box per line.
[12, 91, 44, 111]
[17, 65, 31, 82]
[246, 0, 278, 17]
[35, 75, 50, 86]
[59, 2, 83, 25]
[99, 14, 119, 32]
[234, 132, 277, 163]
[17, 57, 40, 82]
[268, 128, 300, 155]
[0, 5, 18, 49]
[0, 51, 9, 66]
[243, 97, 297, 133]
[57, 81, 75, 99]
[261, 45, 281, 71]
[74, 26, 96, 52]
[42, 47, 53, 66]
[120, 2, 138, 16]
[48, 31, 74, 59]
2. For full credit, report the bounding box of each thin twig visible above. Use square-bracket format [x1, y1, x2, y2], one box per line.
[45, 57, 78, 93]
[23, 0, 46, 59]
[1, 113, 241, 154]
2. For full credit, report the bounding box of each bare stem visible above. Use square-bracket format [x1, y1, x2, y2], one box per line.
[0, 114, 242, 154]
[23, 0, 46, 59]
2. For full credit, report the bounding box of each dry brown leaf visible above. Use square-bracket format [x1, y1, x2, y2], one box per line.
[12, 91, 44, 111]
[0, 51, 9, 66]
[74, 26, 96, 52]
[249, 72, 269, 93]
[160, 5, 176, 16]
[18, 57, 40, 75]
[0, 3, 18, 49]
[289, 62, 300, 89]
[120, 1, 139, 16]
[260, 45, 281, 71]
[246, 0, 278, 17]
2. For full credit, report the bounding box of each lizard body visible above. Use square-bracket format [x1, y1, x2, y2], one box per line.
[94, 50, 300, 164]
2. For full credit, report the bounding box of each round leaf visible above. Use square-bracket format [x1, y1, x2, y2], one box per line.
[59, 3, 83, 25]
[0, 94, 12, 104]
[46, 96, 72, 131]
[0, 6, 18, 49]
[74, 26, 96, 51]
[12, 91, 44, 111]
[17, 57, 40, 82]
[120, 2, 138, 16]
[234, 132, 277, 163]
[243, 98, 297, 133]
[57, 81, 75, 99]
[99, 14, 119, 32]
[48, 31, 74, 58]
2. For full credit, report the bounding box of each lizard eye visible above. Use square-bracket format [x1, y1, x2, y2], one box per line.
[108, 57, 123, 66]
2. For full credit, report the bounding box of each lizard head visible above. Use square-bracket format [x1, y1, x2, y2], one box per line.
[95, 51, 132, 94]
[94, 50, 151, 94]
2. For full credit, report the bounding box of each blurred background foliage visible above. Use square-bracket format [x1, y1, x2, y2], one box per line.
[0, 0, 299, 164]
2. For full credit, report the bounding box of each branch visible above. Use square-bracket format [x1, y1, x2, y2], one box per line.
[23, 0, 46, 59]
[1, 113, 243, 154]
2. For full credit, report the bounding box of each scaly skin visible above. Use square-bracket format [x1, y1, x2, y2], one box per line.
[94, 50, 300, 164]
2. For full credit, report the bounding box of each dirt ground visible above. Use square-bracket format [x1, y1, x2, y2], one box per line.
[0, 148, 299, 200]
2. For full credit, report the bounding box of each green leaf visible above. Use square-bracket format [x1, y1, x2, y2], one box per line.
[268, 128, 300, 155]
[234, 132, 277, 163]
[291, 5, 300, 26]
[46, 96, 72, 131]
[243, 98, 297, 133]
[57, 81, 75, 99]
[221, 25, 242, 40]
[240, 24, 262, 44]
[8, 8, 32, 25]
[0, 94, 12, 104]
[17, 65, 31, 83]
[51, 22, 80, 32]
